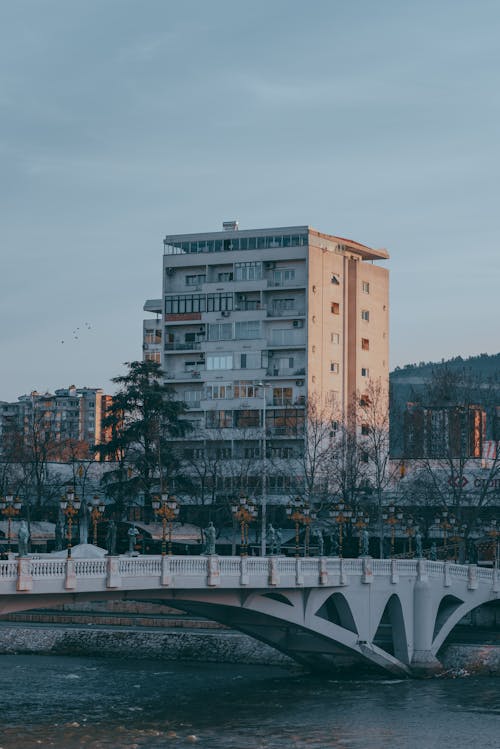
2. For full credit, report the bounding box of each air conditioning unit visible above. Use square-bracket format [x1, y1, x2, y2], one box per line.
[165, 267, 175, 275]
[292, 320, 304, 328]
[221, 310, 230, 317]
[295, 379, 304, 386]
[265, 262, 276, 269]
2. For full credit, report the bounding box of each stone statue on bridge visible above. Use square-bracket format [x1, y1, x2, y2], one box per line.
[106, 520, 117, 555]
[314, 528, 324, 557]
[328, 531, 339, 557]
[429, 542, 438, 561]
[361, 529, 370, 557]
[127, 524, 139, 555]
[204, 521, 217, 555]
[18, 521, 29, 557]
[275, 527, 282, 555]
[267, 524, 277, 555]
[415, 530, 423, 558]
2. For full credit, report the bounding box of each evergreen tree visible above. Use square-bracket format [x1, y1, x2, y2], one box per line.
[97, 361, 190, 517]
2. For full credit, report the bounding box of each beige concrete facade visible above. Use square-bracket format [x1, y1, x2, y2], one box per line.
[144, 224, 389, 498]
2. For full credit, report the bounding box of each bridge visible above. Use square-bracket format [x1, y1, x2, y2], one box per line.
[1, 554, 498, 677]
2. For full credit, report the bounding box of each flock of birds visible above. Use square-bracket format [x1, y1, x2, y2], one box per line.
[60, 322, 92, 344]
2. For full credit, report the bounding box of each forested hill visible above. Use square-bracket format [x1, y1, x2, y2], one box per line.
[390, 352, 500, 384]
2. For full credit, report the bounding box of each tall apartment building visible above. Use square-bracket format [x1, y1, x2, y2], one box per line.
[403, 404, 486, 459]
[0, 386, 111, 461]
[143, 223, 389, 499]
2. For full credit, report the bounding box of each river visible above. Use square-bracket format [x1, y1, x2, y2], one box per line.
[0, 655, 498, 749]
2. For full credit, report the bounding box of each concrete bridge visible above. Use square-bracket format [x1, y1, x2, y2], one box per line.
[1, 555, 498, 677]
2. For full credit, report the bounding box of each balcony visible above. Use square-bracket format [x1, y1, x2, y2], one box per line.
[266, 308, 305, 318]
[164, 342, 202, 352]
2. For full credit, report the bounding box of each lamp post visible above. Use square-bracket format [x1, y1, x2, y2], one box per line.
[329, 501, 353, 558]
[88, 494, 106, 546]
[59, 488, 81, 558]
[231, 493, 258, 556]
[286, 496, 312, 557]
[152, 492, 179, 556]
[434, 509, 456, 560]
[256, 381, 272, 556]
[0, 493, 22, 555]
[382, 504, 403, 558]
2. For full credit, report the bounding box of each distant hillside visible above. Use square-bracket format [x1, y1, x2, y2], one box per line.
[391, 353, 500, 383]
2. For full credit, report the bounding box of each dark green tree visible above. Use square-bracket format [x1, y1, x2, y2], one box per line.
[97, 361, 191, 517]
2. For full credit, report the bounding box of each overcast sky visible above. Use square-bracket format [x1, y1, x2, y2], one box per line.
[1, 0, 499, 401]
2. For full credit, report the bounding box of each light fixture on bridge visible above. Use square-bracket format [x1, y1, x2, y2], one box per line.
[287, 496, 315, 557]
[152, 491, 179, 556]
[59, 488, 81, 558]
[328, 501, 353, 558]
[87, 495, 106, 546]
[231, 493, 258, 557]
[0, 492, 22, 556]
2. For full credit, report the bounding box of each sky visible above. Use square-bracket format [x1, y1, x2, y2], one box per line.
[1, 0, 499, 401]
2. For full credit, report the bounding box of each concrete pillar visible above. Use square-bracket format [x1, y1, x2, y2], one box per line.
[467, 564, 478, 591]
[64, 558, 76, 590]
[16, 557, 33, 592]
[411, 560, 442, 676]
[106, 556, 121, 588]
[207, 555, 220, 587]
[161, 556, 171, 586]
[240, 556, 249, 586]
[319, 557, 328, 585]
[362, 557, 373, 584]
[268, 557, 279, 586]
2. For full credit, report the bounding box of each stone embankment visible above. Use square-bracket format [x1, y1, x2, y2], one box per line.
[0, 600, 499, 675]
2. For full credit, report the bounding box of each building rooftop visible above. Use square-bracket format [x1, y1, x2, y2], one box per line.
[163, 225, 389, 262]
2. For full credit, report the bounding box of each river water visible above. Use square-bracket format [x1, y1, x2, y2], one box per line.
[0, 655, 498, 749]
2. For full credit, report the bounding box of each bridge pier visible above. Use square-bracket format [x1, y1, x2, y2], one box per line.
[411, 561, 442, 676]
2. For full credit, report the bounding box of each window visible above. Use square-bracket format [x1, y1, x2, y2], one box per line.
[238, 351, 262, 369]
[330, 362, 340, 374]
[361, 424, 369, 436]
[183, 390, 201, 405]
[361, 451, 370, 463]
[234, 410, 260, 428]
[145, 351, 161, 363]
[331, 333, 340, 344]
[360, 394, 371, 407]
[206, 410, 233, 429]
[144, 329, 161, 344]
[165, 294, 206, 314]
[205, 383, 232, 399]
[270, 446, 294, 459]
[206, 353, 233, 370]
[244, 446, 260, 459]
[331, 302, 340, 315]
[235, 320, 261, 339]
[362, 281, 370, 293]
[234, 381, 259, 398]
[273, 268, 296, 284]
[213, 446, 232, 459]
[361, 338, 370, 351]
[234, 261, 262, 281]
[331, 273, 340, 285]
[361, 367, 369, 377]
[361, 309, 370, 321]
[217, 272, 233, 282]
[207, 293, 233, 312]
[185, 274, 206, 286]
[208, 322, 232, 341]
[272, 298, 295, 312]
[272, 387, 293, 406]
[271, 328, 298, 345]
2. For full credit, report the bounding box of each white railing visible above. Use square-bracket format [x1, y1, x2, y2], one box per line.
[0, 556, 496, 594]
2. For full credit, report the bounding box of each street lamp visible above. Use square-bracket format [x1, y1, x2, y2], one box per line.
[434, 509, 456, 560]
[87, 494, 106, 546]
[329, 501, 353, 558]
[231, 493, 258, 556]
[382, 504, 403, 558]
[256, 381, 272, 556]
[0, 493, 22, 555]
[286, 496, 313, 557]
[152, 492, 179, 556]
[59, 488, 81, 558]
